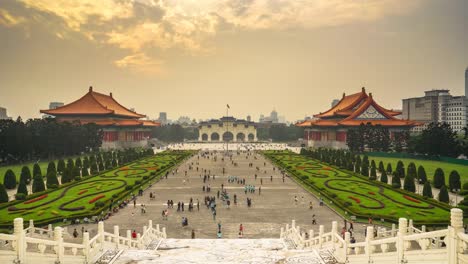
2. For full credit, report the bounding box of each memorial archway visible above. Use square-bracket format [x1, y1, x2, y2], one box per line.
[211, 133, 220, 141]
[223, 132, 234, 142]
[236, 132, 245, 142]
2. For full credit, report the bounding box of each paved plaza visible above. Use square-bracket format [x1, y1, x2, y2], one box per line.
[68, 149, 367, 241]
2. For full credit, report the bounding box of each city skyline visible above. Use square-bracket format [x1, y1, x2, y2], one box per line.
[1, 0, 468, 120]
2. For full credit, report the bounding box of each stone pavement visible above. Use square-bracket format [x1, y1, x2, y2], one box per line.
[66, 150, 368, 242]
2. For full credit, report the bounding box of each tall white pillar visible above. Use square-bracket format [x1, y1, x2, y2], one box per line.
[114, 225, 120, 248]
[83, 232, 90, 264]
[54, 226, 64, 263]
[98, 221, 104, 250]
[448, 208, 464, 264]
[397, 218, 407, 263]
[14, 218, 25, 263]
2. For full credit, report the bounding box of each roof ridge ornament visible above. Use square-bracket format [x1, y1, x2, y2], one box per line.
[361, 87, 365, 93]
[89, 86, 93, 92]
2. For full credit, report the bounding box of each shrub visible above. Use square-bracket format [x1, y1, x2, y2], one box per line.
[433, 168, 445, 189]
[33, 163, 42, 177]
[48, 184, 58, 189]
[150, 172, 156, 176]
[20, 166, 32, 184]
[32, 175, 46, 193]
[17, 181, 28, 196]
[422, 181, 433, 198]
[378, 161, 384, 173]
[47, 161, 56, 175]
[74, 176, 82, 182]
[4, 169, 17, 189]
[57, 159, 66, 174]
[15, 193, 26, 200]
[142, 176, 149, 180]
[343, 201, 352, 207]
[330, 193, 337, 198]
[369, 166, 377, 180]
[391, 174, 401, 188]
[0, 184, 9, 203]
[135, 180, 142, 185]
[463, 182, 468, 190]
[459, 190, 468, 196]
[81, 167, 89, 177]
[403, 174, 416, 193]
[417, 166, 427, 184]
[46, 171, 59, 189]
[448, 170, 461, 192]
[386, 163, 392, 175]
[438, 185, 449, 203]
[301, 175, 308, 180]
[125, 186, 132, 190]
[112, 194, 118, 199]
[94, 201, 105, 208]
[380, 170, 388, 184]
[395, 160, 405, 179]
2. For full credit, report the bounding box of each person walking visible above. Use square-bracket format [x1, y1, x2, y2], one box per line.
[191, 229, 195, 239]
[239, 224, 244, 236]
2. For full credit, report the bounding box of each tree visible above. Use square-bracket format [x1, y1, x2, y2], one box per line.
[66, 158, 74, 171]
[75, 157, 82, 168]
[32, 175, 46, 193]
[361, 155, 369, 177]
[57, 159, 66, 174]
[380, 169, 388, 184]
[433, 168, 445, 189]
[17, 181, 28, 196]
[20, 166, 32, 184]
[417, 165, 427, 184]
[403, 174, 416, 193]
[46, 170, 59, 188]
[422, 181, 433, 198]
[386, 163, 393, 175]
[412, 122, 460, 157]
[72, 165, 81, 180]
[0, 184, 8, 203]
[378, 161, 384, 173]
[33, 163, 42, 177]
[407, 162, 417, 178]
[395, 161, 405, 178]
[47, 161, 56, 175]
[354, 156, 361, 173]
[3, 169, 17, 189]
[61, 168, 72, 184]
[90, 163, 98, 175]
[448, 170, 461, 192]
[369, 166, 377, 180]
[81, 166, 89, 177]
[391, 173, 401, 188]
[438, 185, 449, 203]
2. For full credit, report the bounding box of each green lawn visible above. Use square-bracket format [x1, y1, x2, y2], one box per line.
[0, 150, 192, 226]
[263, 150, 450, 225]
[366, 155, 468, 184]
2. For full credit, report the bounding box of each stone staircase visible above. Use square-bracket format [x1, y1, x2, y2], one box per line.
[112, 238, 328, 264]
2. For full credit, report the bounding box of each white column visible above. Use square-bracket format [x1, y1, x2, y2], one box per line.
[48, 224, 53, 238]
[448, 208, 464, 264]
[319, 225, 324, 248]
[397, 218, 407, 263]
[83, 232, 90, 264]
[408, 219, 414, 234]
[331, 221, 338, 249]
[29, 219, 35, 234]
[54, 226, 64, 263]
[365, 226, 374, 262]
[14, 218, 25, 263]
[136, 233, 142, 249]
[114, 225, 120, 248]
[98, 221, 104, 250]
[126, 230, 132, 246]
[162, 227, 166, 238]
[421, 225, 426, 232]
[391, 223, 396, 237]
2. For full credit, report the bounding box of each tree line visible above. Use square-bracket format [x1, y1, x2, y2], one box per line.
[0, 149, 153, 203]
[346, 122, 468, 157]
[0, 117, 103, 164]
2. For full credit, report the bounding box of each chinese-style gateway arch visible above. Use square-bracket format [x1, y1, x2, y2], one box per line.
[198, 117, 258, 142]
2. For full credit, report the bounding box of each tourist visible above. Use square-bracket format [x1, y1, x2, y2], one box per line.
[191, 229, 195, 239]
[309, 201, 313, 210]
[217, 231, 222, 238]
[259, 186, 261, 195]
[73, 228, 78, 238]
[197, 199, 200, 211]
[132, 230, 137, 239]
[270, 175, 273, 182]
[312, 215, 317, 225]
[134, 199, 137, 208]
[239, 224, 244, 236]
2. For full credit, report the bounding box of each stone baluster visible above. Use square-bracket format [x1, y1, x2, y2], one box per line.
[397, 218, 407, 264]
[14, 218, 25, 263]
[421, 225, 426, 233]
[319, 225, 324, 248]
[162, 227, 166, 238]
[391, 223, 396, 237]
[344, 232, 351, 259]
[137, 233, 142, 249]
[54, 226, 64, 263]
[83, 232, 90, 264]
[448, 208, 464, 264]
[292, 220, 296, 229]
[280, 227, 284, 238]
[98, 221, 104, 250]
[365, 225, 374, 262]
[408, 219, 414, 234]
[29, 219, 35, 235]
[114, 225, 120, 248]
[48, 224, 53, 238]
[127, 230, 131, 246]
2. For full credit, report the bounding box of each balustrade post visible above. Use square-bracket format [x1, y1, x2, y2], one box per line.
[448, 208, 463, 264]
[408, 219, 414, 234]
[162, 227, 166, 238]
[113, 225, 120, 248]
[365, 226, 374, 262]
[48, 224, 53, 238]
[127, 230, 131, 246]
[83, 232, 90, 264]
[148, 220, 153, 230]
[319, 225, 324, 248]
[156, 224, 160, 233]
[292, 220, 296, 229]
[280, 227, 284, 238]
[331, 221, 338, 249]
[421, 225, 426, 233]
[98, 221, 104, 250]
[54, 226, 64, 263]
[344, 232, 350, 260]
[397, 218, 407, 264]
[391, 223, 396, 237]
[29, 219, 35, 234]
[310, 230, 314, 244]
[14, 218, 25, 263]
[137, 233, 143, 249]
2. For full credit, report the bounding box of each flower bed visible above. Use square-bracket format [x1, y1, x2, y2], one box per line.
[368, 191, 375, 195]
[348, 196, 361, 204]
[24, 194, 48, 204]
[89, 195, 105, 204]
[78, 190, 88, 195]
[403, 195, 421, 204]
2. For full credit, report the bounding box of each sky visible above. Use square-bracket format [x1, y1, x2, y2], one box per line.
[0, 0, 467, 122]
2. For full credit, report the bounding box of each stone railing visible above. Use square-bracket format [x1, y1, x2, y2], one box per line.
[0, 218, 166, 264]
[281, 208, 467, 264]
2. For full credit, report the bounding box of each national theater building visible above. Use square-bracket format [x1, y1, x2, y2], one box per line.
[40, 87, 160, 149]
[297, 88, 419, 149]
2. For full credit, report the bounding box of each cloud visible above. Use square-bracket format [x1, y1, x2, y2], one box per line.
[10, 0, 421, 74]
[0, 8, 25, 27]
[114, 52, 165, 75]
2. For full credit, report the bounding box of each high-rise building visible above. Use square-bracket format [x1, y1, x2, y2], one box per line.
[158, 112, 167, 124]
[0, 107, 11, 120]
[439, 96, 468, 132]
[270, 109, 278, 123]
[49, 102, 64, 109]
[402, 89, 451, 132]
[465, 67, 468, 98]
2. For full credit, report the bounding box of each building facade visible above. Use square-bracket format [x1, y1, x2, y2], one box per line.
[40, 87, 160, 149]
[0, 107, 11, 120]
[439, 96, 468, 132]
[297, 88, 418, 149]
[198, 116, 257, 142]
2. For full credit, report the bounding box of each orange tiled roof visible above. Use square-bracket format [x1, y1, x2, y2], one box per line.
[40, 87, 145, 118]
[314, 88, 368, 118]
[58, 118, 160, 127]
